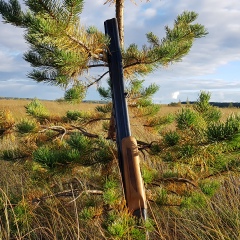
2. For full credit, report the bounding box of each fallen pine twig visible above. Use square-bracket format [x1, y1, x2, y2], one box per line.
[31, 189, 103, 205]
[153, 177, 198, 188]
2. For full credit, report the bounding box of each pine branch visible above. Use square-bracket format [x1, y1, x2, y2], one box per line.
[65, 1, 74, 27]
[87, 63, 108, 68]
[38, 0, 55, 18]
[85, 117, 110, 125]
[71, 125, 99, 138]
[66, 33, 94, 57]
[137, 140, 158, 150]
[39, 125, 67, 141]
[31, 189, 103, 204]
[87, 71, 109, 87]
[0, 0, 25, 26]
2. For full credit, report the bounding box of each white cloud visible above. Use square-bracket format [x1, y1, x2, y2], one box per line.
[143, 8, 157, 18]
[172, 91, 180, 99]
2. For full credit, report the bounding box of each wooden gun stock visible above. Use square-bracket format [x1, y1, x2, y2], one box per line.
[122, 136, 147, 218]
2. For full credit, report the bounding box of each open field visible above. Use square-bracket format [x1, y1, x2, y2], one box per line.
[1, 98, 239, 119]
[1, 98, 239, 143]
[0, 99, 100, 120]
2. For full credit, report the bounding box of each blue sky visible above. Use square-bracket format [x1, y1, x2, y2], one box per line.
[0, 0, 240, 103]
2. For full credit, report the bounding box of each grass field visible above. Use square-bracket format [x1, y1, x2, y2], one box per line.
[1, 98, 239, 144]
[0, 98, 240, 239]
[0, 99, 100, 119]
[1, 98, 239, 120]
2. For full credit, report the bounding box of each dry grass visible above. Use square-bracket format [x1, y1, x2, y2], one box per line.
[0, 99, 100, 120]
[219, 106, 240, 120]
[1, 99, 239, 120]
[158, 104, 240, 120]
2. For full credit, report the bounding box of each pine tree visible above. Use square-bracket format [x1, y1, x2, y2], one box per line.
[0, 0, 208, 133]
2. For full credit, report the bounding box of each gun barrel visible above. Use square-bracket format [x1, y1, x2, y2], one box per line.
[104, 18, 131, 144]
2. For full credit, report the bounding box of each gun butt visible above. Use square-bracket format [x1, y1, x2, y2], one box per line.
[121, 136, 147, 219]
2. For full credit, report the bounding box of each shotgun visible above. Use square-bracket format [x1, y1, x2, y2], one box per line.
[104, 18, 147, 219]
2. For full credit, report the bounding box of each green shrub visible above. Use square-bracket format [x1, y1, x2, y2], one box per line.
[107, 218, 127, 238]
[66, 149, 81, 162]
[64, 84, 86, 103]
[95, 103, 112, 113]
[206, 114, 240, 142]
[176, 108, 198, 130]
[67, 133, 114, 166]
[67, 132, 92, 153]
[156, 188, 168, 205]
[16, 118, 38, 133]
[181, 192, 206, 209]
[136, 98, 153, 107]
[203, 106, 222, 122]
[92, 137, 115, 164]
[103, 179, 119, 205]
[66, 110, 82, 121]
[207, 155, 229, 174]
[136, 103, 161, 116]
[162, 152, 174, 162]
[193, 91, 211, 113]
[2, 149, 23, 161]
[33, 140, 112, 169]
[32, 146, 76, 169]
[209, 154, 240, 173]
[206, 122, 226, 142]
[193, 91, 221, 122]
[147, 114, 175, 129]
[142, 167, 157, 184]
[106, 209, 149, 239]
[163, 131, 180, 146]
[225, 114, 240, 135]
[25, 99, 49, 119]
[32, 146, 60, 169]
[79, 207, 96, 221]
[67, 110, 91, 124]
[180, 144, 195, 158]
[199, 180, 220, 197]
[149, 143, 161, 155]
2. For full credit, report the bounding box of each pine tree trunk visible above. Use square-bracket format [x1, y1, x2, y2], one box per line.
[107, 0, 124, 140]
[116, 0, 124, 47]
[107, 111, 116, 139]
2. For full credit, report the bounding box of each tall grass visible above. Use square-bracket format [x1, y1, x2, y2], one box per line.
[148, 175, 240, 240]
[0, 174, 239, 239]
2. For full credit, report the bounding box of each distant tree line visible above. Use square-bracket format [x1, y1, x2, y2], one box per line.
[180, 101, 240, 108]
[1, 97, 240, 107]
